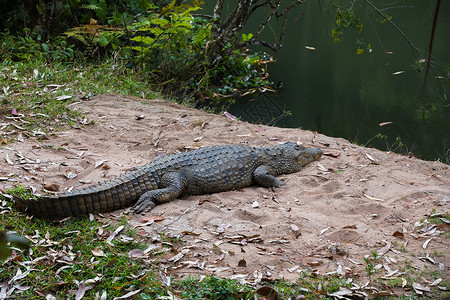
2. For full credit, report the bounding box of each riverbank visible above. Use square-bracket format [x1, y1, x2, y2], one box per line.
[1, 94, 448, 298]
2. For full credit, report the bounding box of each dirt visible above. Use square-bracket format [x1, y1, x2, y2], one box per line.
[1, 94, 449, 286]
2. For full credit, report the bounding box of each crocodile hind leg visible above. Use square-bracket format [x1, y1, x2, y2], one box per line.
[133, 172, 186, 213]
[253, 165, 286, 188]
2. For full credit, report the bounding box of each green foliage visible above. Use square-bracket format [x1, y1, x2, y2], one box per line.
[61, 0, 274, 110]
[180, 275, 254, 299]
[0, 33, 75, 63]
[331, 8, 363, 42]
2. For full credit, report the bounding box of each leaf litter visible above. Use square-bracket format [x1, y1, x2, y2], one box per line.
[1, 94, 449, 298]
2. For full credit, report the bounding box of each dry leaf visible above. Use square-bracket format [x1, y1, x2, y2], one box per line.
[44, 182, 59, 192]
[377, 241, 391, 256]
[56, 95, 73, 101]
[140, 216, 165, 222]
[95, 159, 108, 168]
[112, 289, 141, 299]
[128, 249, 146, 259]
[423, 238, 432, 249]
[402, 277, 407, 288]
[412, 282, 430, 292]
[365, 153, 379, 164]
[393, 231, 404, 238]
[320, 227, 330, 235]
[91, 248, 105, 257]
[306, 260, 322, 267]
[343, 225, 357, 229]
[430, 278, 442, 286]
[75, 281, 86, 300]
[317, 163, 328, 172]
[106, 225, 124, 245]
[364, 194, 384, 201]
[223, 111, 237, 120]
[256, 286, 279, 300]
[238, 259, 247, 267]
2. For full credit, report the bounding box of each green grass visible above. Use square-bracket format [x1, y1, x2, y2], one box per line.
[0, 59, 160, 139]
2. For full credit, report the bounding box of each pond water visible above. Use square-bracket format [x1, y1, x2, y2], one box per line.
[229, 0, 449, 162]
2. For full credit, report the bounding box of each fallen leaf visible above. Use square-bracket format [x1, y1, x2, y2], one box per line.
[256, 286, 279, 300]
[106, 225, 124, 245]
[223, 111, 237, 120]
[365, 153, 379, 164]
[5, 153, 14, 164]
[412, 282, 430, 292]
[181, 231, 201, 236]
[317, 163, 328, 172]
[65, 172, 77, 179]
[377, 241, 391, 256]
[92, 248, 105, 257]
[75, 281, 86, 300]
[44, 182, 59, 192]
[402, 277, 407, 287]
[422, 238, 432, 249]
[95, 159, 108, 168]
[393, 231, 404, 238]
[343, 225, 357, 229]
[128, 249, 146, 259]
[112, 289, 141, 299]
[430, 278, 442, 286]
[56, 95, 73, 101]
[320, 227, 330, 235]
[237, 259, 247, 267]
[140, 216, 165, 222]
[364, 194, 384, 201]
[306, 260, 322, 267]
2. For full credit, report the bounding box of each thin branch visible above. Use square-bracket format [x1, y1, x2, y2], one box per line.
[363, 0, 424, 58]
[423, 0, 441, 89]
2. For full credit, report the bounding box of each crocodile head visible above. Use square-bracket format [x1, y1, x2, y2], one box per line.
[276, 142, 323, 172]
[293, 143, 323, 166]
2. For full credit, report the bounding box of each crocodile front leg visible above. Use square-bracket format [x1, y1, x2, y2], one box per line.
[134, 172, 186, 213]
[253, 165, 286, 188]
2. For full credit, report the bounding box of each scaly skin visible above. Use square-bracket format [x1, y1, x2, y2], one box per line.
[13, 142, 323, 219]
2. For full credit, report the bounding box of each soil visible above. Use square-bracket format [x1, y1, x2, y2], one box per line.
[1, 94, 449, 287]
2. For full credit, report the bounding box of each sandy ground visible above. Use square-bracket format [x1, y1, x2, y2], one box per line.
[1, 94, 449, 289]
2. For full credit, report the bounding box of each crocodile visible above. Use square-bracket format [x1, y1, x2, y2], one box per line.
[13, 142, 323, 219]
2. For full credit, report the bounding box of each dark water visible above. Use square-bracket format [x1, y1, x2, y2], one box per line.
[230, 0, 449, 162]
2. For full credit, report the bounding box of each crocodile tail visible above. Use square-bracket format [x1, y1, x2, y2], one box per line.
[13, 171, 156, 219]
